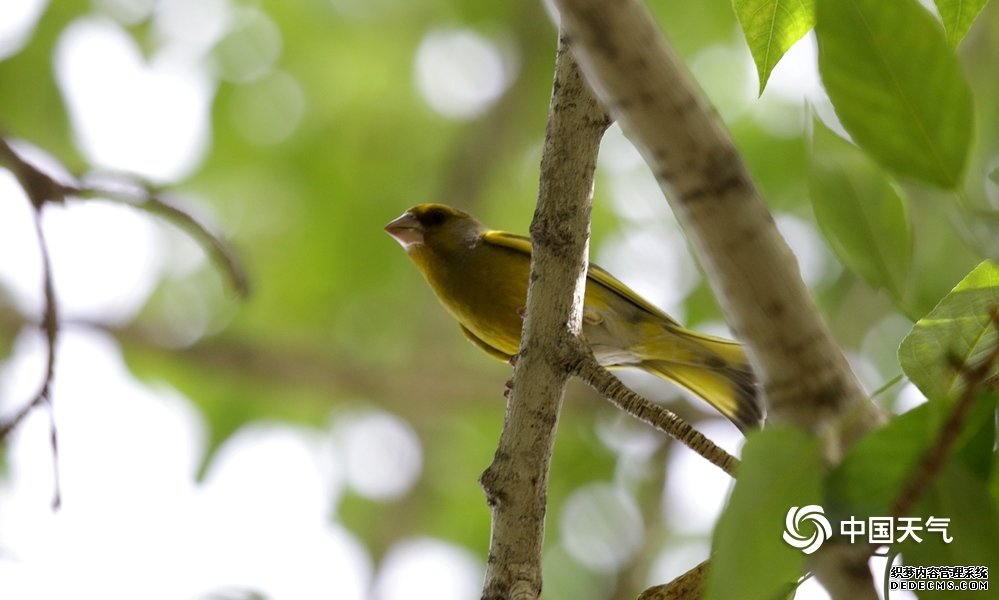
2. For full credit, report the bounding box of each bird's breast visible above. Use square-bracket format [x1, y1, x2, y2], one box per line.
[414, 244, 529, 358]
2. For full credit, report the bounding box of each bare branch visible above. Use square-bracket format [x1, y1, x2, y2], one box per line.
[549, 1, 885, 597]
[551, 0, 880, 447]
[820, 317, 999, 581]
[0, 201, 62, 508]
[637, 559, 708, 600]
[75, 184, 250, 298]
[0, 136, 72, 209]
[0, 135, 249, 298]
[573, 351, 738, 477]
[479, 35, 609, 600]
[0, 134, 247, 509]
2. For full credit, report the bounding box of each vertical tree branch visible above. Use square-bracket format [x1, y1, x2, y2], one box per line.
[0, 135, 64, 508]
[549, 0, 884, 597]
[478, 36, 609, 600]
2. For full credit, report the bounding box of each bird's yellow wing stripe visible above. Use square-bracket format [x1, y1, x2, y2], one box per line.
[483, 229, 679, 326]
[482, 230, 532, 255]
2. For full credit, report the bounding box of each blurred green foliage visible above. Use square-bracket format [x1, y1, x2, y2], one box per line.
[3, 0, 999, 597]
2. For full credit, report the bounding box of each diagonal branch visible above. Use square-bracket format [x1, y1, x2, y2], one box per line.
[834, 308, 999, 571]
[551, 0, 880, 446]
[0, 136, 249, 299]
[573, 351, 739, 477]
[549, 1, 885, 597]
[0, 136, 71, 209]
[74, 184, 250, 298]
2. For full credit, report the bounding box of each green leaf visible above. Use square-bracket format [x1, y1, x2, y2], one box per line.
[992, 454, 999, 507]
[898, 260, 999, 401]
[934, 0, 990, 47]
[809, 119, 911, 299]
[733, 0, 816, 95]
[706, 428, 824, 600]
[815, 0, 973, 187]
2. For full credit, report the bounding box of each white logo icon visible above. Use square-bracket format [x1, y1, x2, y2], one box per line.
[783, 505, 832, 554]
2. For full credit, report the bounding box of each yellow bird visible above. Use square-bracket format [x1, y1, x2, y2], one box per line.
[385, 204, 763, 431]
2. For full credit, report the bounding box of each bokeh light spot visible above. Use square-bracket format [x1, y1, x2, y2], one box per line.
[597, 223, 699, 322]
[44, 200, 164, 323]
[55, 17, 214, 182]
[0, 0, 48, 60]
[337, 410, 422, 500]
[373, 537, 483, 600]
[775, 212, 838, 288]
[95, 0, 157, 25]
[895, 382, 928, 413]
[662, 420, 741, 535]
[560, 482, 644, 573]
[153, 0, 231, 52]
[213, 6, 283, 83]
[414, 28, 512, 119]
[0, 170, 164, 324]
[230, 70, 306, 145]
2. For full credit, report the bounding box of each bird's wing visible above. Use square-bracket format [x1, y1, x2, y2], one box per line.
[460, 324, 514, 362]
[482, 230, 532, 255]
[586, 262, 681, 326]
[483, 229, 681, 327]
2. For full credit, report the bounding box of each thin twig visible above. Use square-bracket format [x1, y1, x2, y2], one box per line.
[0, 136, 71, 209]
[838, 307, 999, 568]
[0, 134, 247, 509]
[0, 135, 249, 298]
[572, 351, 739, 477]
[0, 134, 66, 508]
[37, 211, 61, 509]
[0, 197, 63, 507]
[0, 220, 59, 438]
[869, 373, 905, 403]
[74, 184, 250, 298]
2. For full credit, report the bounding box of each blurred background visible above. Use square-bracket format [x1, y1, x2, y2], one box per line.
[1, 1, 997, 598]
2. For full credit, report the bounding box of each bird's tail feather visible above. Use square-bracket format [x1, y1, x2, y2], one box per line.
[642, 356, 763, 432]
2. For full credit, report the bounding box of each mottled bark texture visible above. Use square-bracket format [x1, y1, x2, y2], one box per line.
[479, 36, 609, 600]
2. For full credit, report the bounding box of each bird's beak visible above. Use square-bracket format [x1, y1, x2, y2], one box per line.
[385, 211, 424, 249]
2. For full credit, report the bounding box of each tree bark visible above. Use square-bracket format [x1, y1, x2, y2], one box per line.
[549, 0, 885, 597]
[478, 35, 609, 600]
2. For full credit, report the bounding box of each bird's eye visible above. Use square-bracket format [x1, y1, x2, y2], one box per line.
[423, 208, 448, 227]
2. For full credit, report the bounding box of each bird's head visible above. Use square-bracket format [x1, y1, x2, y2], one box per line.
[384, 204, 484, 252]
